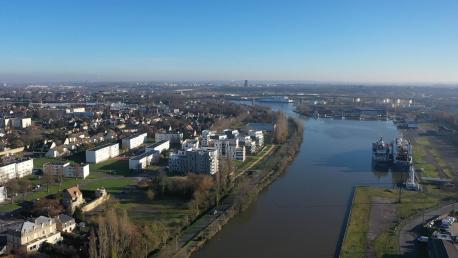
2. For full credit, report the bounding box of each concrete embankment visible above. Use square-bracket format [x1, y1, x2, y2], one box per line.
[335, 186, 357, 258]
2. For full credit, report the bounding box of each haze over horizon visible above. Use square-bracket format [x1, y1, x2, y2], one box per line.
[1, 0, 457, 84]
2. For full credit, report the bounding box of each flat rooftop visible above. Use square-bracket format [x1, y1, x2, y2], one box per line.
[146, 140, 169, 148]
[87, 142, 118, 151]
[131, 150, 157, 161]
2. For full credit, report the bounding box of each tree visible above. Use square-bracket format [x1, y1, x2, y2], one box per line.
[216, 158, 235, 204]
[31, 198, 64, 217]
[146, 189, 155, 200]
[89, 208, 150, 258]
[274, 112, 288, 143]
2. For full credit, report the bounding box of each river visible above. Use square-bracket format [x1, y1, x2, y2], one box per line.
[193, 102, 400, 258]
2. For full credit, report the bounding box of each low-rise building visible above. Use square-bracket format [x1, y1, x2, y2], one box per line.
[62, 186, 85, 214]
[121, 132, 147, 150]
[85, 142, 119, 163]
[55, 214, 76, 233]
[43, 162, 90, 179]
[5, 216, 62, 253]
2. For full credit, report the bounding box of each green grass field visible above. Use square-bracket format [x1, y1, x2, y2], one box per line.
[33, 157, 60, 169]
[81, 177, 135, 193]
[414, 136, 454, 178]
[89, 159, 131, 176]
[340, 186, 454, 258]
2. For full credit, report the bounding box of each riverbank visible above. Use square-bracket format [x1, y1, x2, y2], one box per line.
[155, 118, 304, 257]
[339, 185, 456, 258]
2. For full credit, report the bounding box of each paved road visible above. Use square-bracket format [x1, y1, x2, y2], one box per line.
[399, 202, 457, 257]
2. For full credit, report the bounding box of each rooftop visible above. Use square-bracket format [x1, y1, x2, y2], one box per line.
[87, 142, 118, 151]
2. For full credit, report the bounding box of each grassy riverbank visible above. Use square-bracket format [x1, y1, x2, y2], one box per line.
[340, 186, 455, 258]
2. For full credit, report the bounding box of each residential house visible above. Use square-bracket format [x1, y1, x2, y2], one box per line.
[62, 186, 84, 214]
[5, 216, 62, 253]
[55, 214, 76, 233]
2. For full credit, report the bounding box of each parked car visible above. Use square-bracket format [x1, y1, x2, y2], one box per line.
[416, 236, 429, 243]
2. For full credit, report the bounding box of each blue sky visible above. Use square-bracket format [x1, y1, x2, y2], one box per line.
[1, 0, 457, 83]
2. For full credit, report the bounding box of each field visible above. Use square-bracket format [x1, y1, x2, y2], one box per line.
[340, 186, 454, 258]
[413, 136, 454, 178]
[89, 158, 131, 176]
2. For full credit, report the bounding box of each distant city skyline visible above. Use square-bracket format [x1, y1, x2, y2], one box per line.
[1, 1, 458, 84]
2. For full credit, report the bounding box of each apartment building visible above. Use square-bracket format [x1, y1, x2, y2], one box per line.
[155, 131, 183, 144]
[249, 130, 265, 148]
[213, 138, 245, 160]
[201, 130, 216, 147]
[0, 186, 7, 203]
[121, 132, 147, 150]
[65, 107, 85, 113]
[5, 216, 62, 253]
[0, 158, 34, 183]
[181, 138, 200, 150]
[85, 142, 119, 163]
[145, 140, 170, 153]
[43, 162, 90, 179]
[169, 147, 219, 175]
[129, 150, 159, 170]
[1, 117, 32, 129]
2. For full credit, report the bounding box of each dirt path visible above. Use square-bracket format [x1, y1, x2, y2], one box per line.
[367, 197, 397, 258]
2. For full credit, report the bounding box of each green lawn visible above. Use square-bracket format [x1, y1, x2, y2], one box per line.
[81, 177, 135, 193]
[33, 157, 60, 169]
[413, 137, 440, 178]
[340, 186, 454, 258]
[414, 136, 454, 178]
[89, 159, 131, 176]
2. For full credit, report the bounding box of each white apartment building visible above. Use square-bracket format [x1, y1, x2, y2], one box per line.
[43, 162, 90, 179]
[15, 159, 34, 178]
[224, 129, 240, 139]
[65, 107, 85, 113]
[145, 140, 170, 153]
[0, 163, 16, 183]
[169, 147, 219, 175]
[0, 186, 7, 203]
[0, 159, 34, 183]
[238, 135, 255, 154]
[121, 132, 147, 150]
[1, 117, 32, 129]
[249, 130, 264, 148]
[201, 130, 216, 147]
[129, 150, 159, 170]
[85, 142, 119, 163]
[155, 132, 183, 144]
[213, 138, 244, 160]
[235, 146, 246, 161]
[181, 138, 200, 150]
[5, 216, 62, 253]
